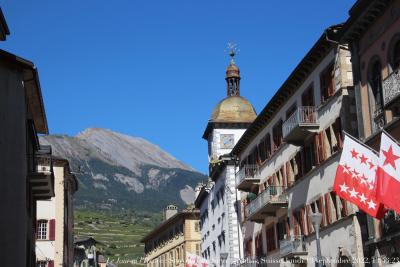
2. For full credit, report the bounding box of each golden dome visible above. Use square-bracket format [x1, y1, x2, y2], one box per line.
[210, 96, 257, 123]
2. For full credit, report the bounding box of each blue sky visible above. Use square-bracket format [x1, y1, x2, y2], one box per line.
[2, 1, 354, 174]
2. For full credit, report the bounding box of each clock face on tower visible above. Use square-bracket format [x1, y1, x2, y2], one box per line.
[220, 134, 235, 149]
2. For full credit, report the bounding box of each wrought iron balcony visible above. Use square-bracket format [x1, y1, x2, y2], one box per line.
[382, 210, 400, 235]
[280, 235, 307, 259]
[245, 186, 288, 223]
[236, 165, 260, 191]
[383, 69, 400, 107]
[282, 106, 319, 144]
[28, 145, 54, 200]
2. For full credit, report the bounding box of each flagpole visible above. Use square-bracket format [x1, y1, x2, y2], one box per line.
[342, 131, 379, 155]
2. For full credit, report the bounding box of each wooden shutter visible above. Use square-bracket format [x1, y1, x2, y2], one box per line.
[295, 152, 302, 179]
[324, 193, 332, 225]
[285, 217, 290, 238]
[318, 196, 327, 227]
[286, 161, 295, 187]
[292, 213, 299, 236]
[266, 134, 271, 158]
[323, 129, 332, 159]
[49, 219, 55, 241]
[314, 133, 324, 165]
[300, 207, 308, 236]
[281, 166, 287, 188]
[328, 64, 335, 96]
[306, 205, 314, 234]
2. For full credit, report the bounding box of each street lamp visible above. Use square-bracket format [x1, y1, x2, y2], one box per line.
[310, 212, 323, 267]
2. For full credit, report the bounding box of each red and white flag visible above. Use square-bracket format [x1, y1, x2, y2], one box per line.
[376, 131, 400, 213]
[186, 252, 209, 267]
[333, 134, 385, 219]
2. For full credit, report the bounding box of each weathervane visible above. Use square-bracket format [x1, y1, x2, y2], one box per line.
[226, 42, 239, 64]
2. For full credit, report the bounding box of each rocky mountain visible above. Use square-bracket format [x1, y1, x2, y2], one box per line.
[40, 128, 207, 213]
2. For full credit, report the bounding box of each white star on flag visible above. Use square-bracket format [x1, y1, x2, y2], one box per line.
[351, 169, 359, 179]
[359, 193, 367, 204]
[367, 199, 377, 210]
[342, 164, 350, 174]
[349, 188, 358, 198]
[339, 182, 349, 193]
[369, 184, 374, 190]
[360, 178, 367, 185]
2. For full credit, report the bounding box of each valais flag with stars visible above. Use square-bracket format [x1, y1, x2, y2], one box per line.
[376, 131, 400, 214]
[333, 134, 386, 219]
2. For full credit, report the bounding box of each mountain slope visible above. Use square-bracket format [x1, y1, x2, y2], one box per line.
[40, 128, 207, 212]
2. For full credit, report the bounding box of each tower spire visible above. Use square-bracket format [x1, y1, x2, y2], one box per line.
[226, 43, 240, 97]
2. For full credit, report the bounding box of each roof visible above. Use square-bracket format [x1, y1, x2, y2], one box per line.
[210, 96, 257, 123]
[340, 0, 392, 42]
[194, 186, 209, 208]
[0, 49, 48, 134]
[231, 24, 342, 156]
[140, 210, 199, 243]
[202, 95, 257, 139]
[52, 156, 79, 193]
[0, 8, 10, 41]
[74, 236, 102, 245]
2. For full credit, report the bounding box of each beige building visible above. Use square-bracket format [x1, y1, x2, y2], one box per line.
[0, 10, 54, 266]
[232, 24, 362, 266]
[141, 205, 201, 267]
[36, 158, 78, 267]
[341, 0, 400, 263]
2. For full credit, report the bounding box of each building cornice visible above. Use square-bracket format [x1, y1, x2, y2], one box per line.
[140, 210, 199, 243]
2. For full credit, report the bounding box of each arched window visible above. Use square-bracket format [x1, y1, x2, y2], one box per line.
[370, 60, 383, 110]
[392, 41, 400, 70]
[368, 58, 385, 131]
[388, 35, 400, 71]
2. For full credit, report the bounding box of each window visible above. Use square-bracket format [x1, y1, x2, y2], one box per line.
[389, 37, 400, 70]
[194, 222, 200, 232]
[255, 232, 263, 257]
[258, 139, 267, 163]
[320, 63, 335, 103]
[276, 220, 286, 242]
[368, 58, 385, 131]
[37, 220, 47, 240]
[265, 226, 276, 252]
[265, 133, 272, 158]
[286, 103, 297, 119]
[196, 244, 201, 256]
[245, 238, 253, 257]
[370, 60, 383, 109]
[272, 120, 283, 151]
[302, 85, 315, 106]
[392, 41, 400, 70]
[36, 262, 47, 267]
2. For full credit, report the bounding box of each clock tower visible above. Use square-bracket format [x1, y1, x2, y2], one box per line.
[203, 49, 257, 165]
[198, 47, 257, 265]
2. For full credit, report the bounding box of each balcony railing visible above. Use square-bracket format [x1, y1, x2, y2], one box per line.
[29, 145, 54, 199]
[236, 165, 260, 191]
[245, 186, 288, 222]
[282, 106, 319, 144]
[279, 235, 307, 259]
[382, 210, 400, 235]
[383, 68, 400, 107]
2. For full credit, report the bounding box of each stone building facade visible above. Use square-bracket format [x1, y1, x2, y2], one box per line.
[141, 206, 201, 267]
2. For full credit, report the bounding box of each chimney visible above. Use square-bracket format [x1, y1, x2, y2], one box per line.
[163, 204, 178, 221]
